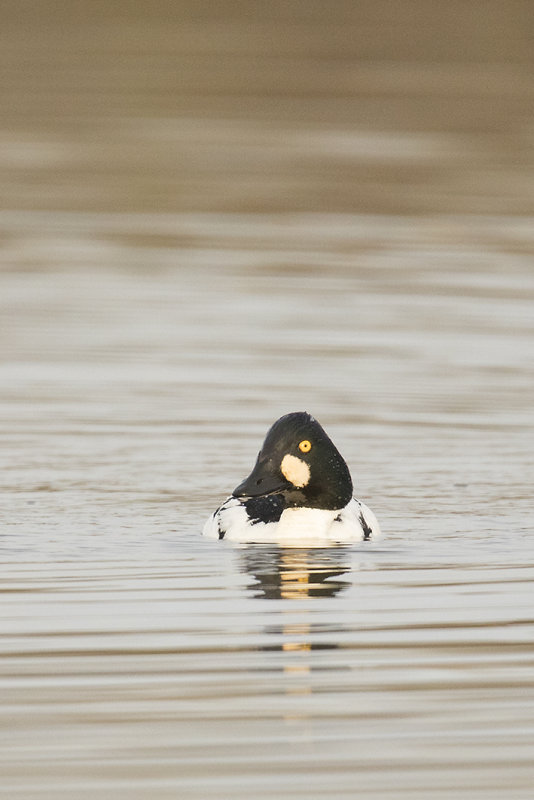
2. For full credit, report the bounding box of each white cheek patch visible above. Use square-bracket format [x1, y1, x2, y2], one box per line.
[280, 454, 310, 488]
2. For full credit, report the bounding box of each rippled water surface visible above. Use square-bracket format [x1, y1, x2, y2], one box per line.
[2, 3, 534, 798]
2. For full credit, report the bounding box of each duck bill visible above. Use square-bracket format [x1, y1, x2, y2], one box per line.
[233, 458, 287, 498]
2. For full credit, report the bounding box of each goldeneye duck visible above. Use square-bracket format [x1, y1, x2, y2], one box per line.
[203, 411, 381, 544]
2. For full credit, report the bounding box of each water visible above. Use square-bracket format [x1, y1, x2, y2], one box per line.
[1, 3, 534, 798]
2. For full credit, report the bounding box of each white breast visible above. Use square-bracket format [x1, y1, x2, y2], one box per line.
[275, 507, 339, 540]
[203, 497, 381, 545]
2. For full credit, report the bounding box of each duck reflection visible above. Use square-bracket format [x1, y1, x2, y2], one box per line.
[240, 548, 352, 720]
[241, 546, 352, 600]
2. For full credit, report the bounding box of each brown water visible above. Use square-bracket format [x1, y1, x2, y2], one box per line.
[1, 3, 534, 798]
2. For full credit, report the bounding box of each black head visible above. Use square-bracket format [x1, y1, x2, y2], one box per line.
[233, 412, 353, 510]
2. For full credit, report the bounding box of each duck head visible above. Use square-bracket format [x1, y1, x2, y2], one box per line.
[233, 412, 353, 510]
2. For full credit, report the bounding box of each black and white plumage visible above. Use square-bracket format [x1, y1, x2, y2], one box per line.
[203, 411, 381, 544]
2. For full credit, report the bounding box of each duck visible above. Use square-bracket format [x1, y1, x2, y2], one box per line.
[203, 411, 381, 544]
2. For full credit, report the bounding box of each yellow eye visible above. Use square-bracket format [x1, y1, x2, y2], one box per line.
[298, 440, 312, 453]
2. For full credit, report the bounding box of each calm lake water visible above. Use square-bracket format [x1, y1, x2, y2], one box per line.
[1, 3, 534, 798]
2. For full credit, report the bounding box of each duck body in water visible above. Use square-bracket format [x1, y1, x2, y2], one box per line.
[203, 412, 381, 545]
